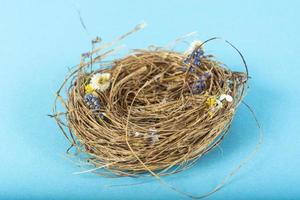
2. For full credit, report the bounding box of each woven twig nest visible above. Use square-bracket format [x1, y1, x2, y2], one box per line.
[53, 34, 248, 177]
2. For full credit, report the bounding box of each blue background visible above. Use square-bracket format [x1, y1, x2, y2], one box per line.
[0, 0, 299, 199]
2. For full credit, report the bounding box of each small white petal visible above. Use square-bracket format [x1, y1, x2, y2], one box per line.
[219, 94, 233, 102]
[101, 73, 111, 80]
[216, 100, 223, 109]
[226, 95, 233, 102]
[219, 94, 227, 101]
[99, 82, 110, 92]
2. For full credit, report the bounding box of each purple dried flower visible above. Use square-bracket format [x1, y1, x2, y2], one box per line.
[197, 78, 205, 83]
[192, 71, 211, 94]
[189, 67, 196, 73]
[97, 104, 101, 109]
[84, 94, 101, 110]
[99, 112, 104, 119]
[191, 48, 204, 59]
[183, 58, 190, 65]
[196, 48, 204, 56]
[84, 93, 93, 101]
[81, 52, 90, 58]
[193, 79, 205, 93]
[204, 72, 211, 78]
[183, 47, 204, 70]
[194, 59, 201, 66]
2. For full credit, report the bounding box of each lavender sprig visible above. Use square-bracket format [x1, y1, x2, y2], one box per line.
[182, 47, 205, 72]
[84, 94, 100, 110]
[192, 72, 211, 94]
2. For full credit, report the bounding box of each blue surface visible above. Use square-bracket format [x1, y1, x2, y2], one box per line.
[0, 0, 299, 199]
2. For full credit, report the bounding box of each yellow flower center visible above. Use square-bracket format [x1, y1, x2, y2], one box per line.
[98, 76, 109, 85]
[85, 84, 94, 94]
[206, 97, 217, 107]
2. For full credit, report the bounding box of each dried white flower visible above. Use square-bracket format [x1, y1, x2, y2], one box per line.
[90, 73, 111, 92]
[216, 99, 223, 109]
[219, 94, 233, 102]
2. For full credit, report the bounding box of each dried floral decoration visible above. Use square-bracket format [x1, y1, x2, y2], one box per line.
[90, 73, 111, 92]
[52, 26, 249, 194]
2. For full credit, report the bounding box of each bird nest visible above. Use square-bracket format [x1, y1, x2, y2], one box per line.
[52, 34, 248, 177]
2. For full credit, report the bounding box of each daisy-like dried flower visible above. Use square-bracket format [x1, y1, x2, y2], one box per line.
[90, 73, 111, 92]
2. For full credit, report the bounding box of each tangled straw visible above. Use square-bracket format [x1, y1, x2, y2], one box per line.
[51, 24, 258, 198]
